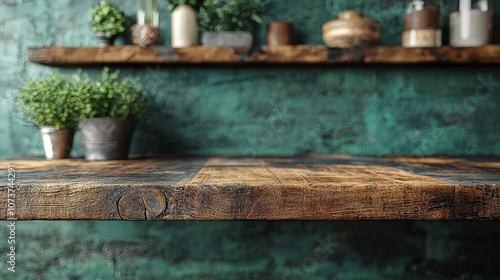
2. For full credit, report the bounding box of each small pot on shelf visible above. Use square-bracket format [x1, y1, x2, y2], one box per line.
[40, 127, 75, 160]
[131, 25, 160, 48]
[267, 21, 294, 46]
[131, 10, 160, 48]
[95, 32, 118, 47]
[89, 1, 127, 47]
[79, 118, 135, 161]
[202, 31, 253, 51]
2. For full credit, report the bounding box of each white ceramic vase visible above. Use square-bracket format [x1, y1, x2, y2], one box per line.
[171, 4, 199, 48]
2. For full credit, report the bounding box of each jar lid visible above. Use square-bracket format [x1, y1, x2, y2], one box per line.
[338, 11, 364, 20]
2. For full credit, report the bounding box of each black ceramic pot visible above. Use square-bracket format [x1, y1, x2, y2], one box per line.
[95, 32, 118, 46]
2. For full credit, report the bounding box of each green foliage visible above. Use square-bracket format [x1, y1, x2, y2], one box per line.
[168, 0, 203, 11]
[199, 0, 267, 32]
[89, 1, 128, 38]
[17, 73, 77, 130]
[73, 68, 149, 120]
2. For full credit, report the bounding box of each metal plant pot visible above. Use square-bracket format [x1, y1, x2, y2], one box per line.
[40, 127, 75, 160]
[202, 31, 253, 50]
[79, 118, 135, 161]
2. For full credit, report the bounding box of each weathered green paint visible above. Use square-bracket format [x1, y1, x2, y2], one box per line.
[1, 0, 499, 158]
[0, 221, 499, 279]
[0, 1, 499, 279]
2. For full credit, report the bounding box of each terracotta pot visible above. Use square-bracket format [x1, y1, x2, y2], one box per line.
[267, 21, 294, 45]
[322, 11, 380, 48]
[131, 25, 160, 48]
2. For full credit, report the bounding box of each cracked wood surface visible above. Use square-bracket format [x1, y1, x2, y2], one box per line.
[0, 155, 498, 220]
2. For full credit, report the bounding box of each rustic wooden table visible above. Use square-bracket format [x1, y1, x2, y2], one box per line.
[1, 155, 498, 220]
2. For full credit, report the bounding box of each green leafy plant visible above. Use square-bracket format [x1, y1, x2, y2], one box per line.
[74, 67, 149, 120]
[167, 0, 203, 11]
[89, 1, 128, 38]
[17, 73, 77, 130]
[199, 0, 267, 32]
[136, 0, 161, 25]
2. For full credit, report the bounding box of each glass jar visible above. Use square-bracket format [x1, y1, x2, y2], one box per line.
[402, 0, 442, 47]
[137, 10, 159, 27]
[450, 0, 492, 47]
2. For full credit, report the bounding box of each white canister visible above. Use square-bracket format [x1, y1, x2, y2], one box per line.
[450, 0, 491, 47]
[171, 4, 199, 48]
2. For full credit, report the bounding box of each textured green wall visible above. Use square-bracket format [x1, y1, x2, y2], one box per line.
[1, 0, 499, 158]
[0, 1, 499, 279]
[1, 221, 499, 279]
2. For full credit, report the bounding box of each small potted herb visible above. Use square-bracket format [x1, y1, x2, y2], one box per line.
[132, 0, 161, 47]
[17, 73, 77, 160]
[89, 1, 128, 46]
[199, 0, 267, 49]
[169, 0, 203, 47]
[75, 68, 149, 161]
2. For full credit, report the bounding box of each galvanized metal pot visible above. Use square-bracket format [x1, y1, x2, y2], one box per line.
[40, 127, 75, 160]
[202, 31, 253, 50]
[78, 118, 135, 161]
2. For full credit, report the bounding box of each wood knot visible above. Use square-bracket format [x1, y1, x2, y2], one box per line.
[117, 187, 166, 220]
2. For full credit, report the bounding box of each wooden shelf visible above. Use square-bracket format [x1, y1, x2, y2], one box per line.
[1, 155, 498, 221]
[28, 45, 500, 66]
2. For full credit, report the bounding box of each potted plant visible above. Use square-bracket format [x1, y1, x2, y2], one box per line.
[75, 68, 149, 161]
[89, 1, 128, 46]
[132, 0, 161, 47]
[169, 0, 203, 48]
[16, 73, 77, 160]
[199, 0, 267, 49]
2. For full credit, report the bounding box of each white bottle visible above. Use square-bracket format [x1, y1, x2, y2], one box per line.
[171, 4, 199, 48]
[450, 0, 491, 47]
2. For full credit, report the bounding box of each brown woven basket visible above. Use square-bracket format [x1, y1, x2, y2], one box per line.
[131, 25, 160, 48]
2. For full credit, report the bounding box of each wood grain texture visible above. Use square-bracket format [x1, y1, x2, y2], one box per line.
[0, 155, 498, 220]
[28, 46, 247, 66]
[28, 45, 500, 65]
[252, 45, 500, 64]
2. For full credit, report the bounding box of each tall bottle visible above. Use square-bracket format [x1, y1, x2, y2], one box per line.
[171, 4, 199, 48]
[450, 0, 492, 47]
[402, 0, 442, 47]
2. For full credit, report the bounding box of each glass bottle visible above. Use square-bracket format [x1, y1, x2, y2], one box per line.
[450, 0, 492, 47]
[402, 0, 442, 47]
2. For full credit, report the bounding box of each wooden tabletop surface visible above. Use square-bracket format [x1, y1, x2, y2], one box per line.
[1, 155, 498, 220]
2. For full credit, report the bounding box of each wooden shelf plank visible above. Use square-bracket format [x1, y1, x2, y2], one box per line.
[1, 155, 498, 221]
[250, 45, 500, 64]
[28, 45, 500, 66]
[28, 45, 248, 66]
